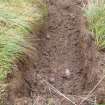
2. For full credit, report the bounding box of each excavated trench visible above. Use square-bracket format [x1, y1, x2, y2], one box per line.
[7, 0, 105, 105]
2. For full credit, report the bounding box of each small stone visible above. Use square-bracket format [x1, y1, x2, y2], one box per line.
[70, 13, 75, 19]
[24, 100, 28, 104]
[46, 34, 50, 39]
[65, 68, 71, 76]
[49, 77, 55, 83]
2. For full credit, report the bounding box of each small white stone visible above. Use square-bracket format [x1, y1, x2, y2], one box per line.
[46, 34, 50, 39]
[24, 100, 28, 104]
[65, 68, 71, 76]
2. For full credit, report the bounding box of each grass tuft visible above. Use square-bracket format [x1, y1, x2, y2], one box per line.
[0, 0, 47, 80]
[83, 0, 105, 50]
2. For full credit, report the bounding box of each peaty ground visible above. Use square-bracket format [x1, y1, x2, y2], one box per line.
[7, 0, 105, 105]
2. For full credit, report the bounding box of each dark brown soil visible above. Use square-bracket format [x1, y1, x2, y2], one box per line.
[7, 0, 105, 105]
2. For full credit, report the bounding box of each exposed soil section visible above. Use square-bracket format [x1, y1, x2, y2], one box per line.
[37, 0, 85, 94]
[7, 0, 105, 105]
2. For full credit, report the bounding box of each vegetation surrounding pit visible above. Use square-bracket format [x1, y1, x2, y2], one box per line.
[84, 0, 105, 50]
[1, 0, 105, 104]
[0, 0, 47, 80]
[0, 0, 47, 104]
[84, 0, 105, 104]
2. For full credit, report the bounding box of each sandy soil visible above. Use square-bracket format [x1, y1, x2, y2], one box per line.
[6, 0, 105, 105]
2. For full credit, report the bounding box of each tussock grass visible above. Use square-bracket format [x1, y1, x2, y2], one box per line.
[0, 0, 47, 80]
[83, 0, 105, 50]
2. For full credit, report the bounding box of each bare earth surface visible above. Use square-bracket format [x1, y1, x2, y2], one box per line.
[7, 0, 105, 105]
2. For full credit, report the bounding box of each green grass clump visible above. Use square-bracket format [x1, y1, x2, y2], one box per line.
[84, 0, 105, 50]
[0, 0, 47, 80]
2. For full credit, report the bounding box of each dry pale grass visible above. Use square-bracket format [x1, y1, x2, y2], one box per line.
[0, 82, 8, 105]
